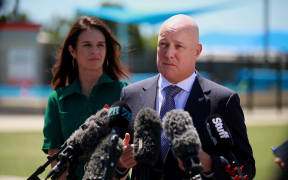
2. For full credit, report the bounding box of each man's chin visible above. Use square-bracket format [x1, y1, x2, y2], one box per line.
[162, 73, 180, 84]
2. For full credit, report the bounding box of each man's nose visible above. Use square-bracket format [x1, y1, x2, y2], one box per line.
[165, 46, 176, 60]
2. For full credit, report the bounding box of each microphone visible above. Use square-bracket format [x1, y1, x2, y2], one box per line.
[205, 114, 245, 180]
[66, 108, 111, 155]
[107, 101, 131, 139]
[205, 114, 233, 153]
[133, 108, 162, 180]
[162, 109, 203, 180]
[45, 101, 131, 180]
[45, 108, 110, 180]
[83, 101, 131, 180]
[83, 134, 124, 180]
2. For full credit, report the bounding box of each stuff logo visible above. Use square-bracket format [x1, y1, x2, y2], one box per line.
[212, 117, 230, 139]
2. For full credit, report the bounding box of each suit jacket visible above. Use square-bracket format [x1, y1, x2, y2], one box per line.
[120, 73, 255, 180]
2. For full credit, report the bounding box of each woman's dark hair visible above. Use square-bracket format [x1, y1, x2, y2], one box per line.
[51, 16, 129, 89]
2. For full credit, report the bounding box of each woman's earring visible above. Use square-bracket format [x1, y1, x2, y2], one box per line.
[104, 58, 108, 67]
[72, 58, 77, 68]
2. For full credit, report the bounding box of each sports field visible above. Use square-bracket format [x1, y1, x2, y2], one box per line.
[0, 109, 287, 180]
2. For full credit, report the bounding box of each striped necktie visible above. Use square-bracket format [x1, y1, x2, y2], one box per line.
[160, 85, 182, 162]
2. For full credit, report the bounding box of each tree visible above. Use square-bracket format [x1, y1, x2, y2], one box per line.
[0, 0, 30, 23]
[41, 15, 78, 45]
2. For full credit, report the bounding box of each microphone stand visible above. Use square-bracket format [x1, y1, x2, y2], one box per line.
[66, 158, 79, 180]
[27, 143, 67, 180]
[183, 155, 203, 180]
[45, 145, 77, 180]
[139, 165, 150, 180]
[103, 130, 120, 180]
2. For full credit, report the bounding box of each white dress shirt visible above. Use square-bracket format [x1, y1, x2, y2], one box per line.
[156, 72, 197, 114]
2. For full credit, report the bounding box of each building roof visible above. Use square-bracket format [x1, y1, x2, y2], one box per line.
[77, 2, 237, 25]
[0, 23, 40, 32]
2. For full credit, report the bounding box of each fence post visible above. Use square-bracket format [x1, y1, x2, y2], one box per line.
[276, 55, 283, 111]
[246, 56, 254, 110]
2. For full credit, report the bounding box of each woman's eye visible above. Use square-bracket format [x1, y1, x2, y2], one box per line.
[83, 44, 91, 47]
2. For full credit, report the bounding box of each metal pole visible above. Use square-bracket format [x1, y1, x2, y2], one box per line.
[12, 0, 19, 21]
[263, 0, 269, 66]
[276, 56, 282, 111]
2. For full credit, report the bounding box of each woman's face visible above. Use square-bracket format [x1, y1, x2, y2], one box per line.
[69, 28, 107, 73]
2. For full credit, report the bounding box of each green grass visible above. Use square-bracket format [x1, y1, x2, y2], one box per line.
[0, 125, 287, 179]
[0, 131, 49, 179]
[247, 125, 288, 180]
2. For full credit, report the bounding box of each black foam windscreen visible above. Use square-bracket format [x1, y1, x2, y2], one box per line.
[162, 109, 201, 160]
[66, 108, 111, 156]
[83, 134, 124, 180]
[133, 108, 161, 166]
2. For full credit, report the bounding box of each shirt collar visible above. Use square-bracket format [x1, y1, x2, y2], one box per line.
[59, 72, 115, 100]
[98, 72, 115, 84]
[158, 72, 197, 93]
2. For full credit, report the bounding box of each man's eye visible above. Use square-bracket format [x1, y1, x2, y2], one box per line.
[159, 43, 168, 48]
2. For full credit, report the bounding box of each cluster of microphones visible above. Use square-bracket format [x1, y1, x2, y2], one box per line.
[28, 101, 247, 180]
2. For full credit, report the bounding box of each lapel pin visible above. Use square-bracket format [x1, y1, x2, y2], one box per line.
[198, 97, 205, 102]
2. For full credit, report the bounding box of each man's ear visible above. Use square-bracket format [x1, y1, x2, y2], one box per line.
[68, 45, 76, 59]
[195, 43, 202, 57]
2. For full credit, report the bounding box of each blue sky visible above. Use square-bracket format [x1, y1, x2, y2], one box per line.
[15, 0, 288, 35]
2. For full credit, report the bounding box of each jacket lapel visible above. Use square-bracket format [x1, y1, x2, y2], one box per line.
[141, 74, 159, 110]
[185, 74, 211, 117]
[184, 74, 214, 151]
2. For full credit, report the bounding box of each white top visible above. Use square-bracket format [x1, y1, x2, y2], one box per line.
[156, 72, 197, 114]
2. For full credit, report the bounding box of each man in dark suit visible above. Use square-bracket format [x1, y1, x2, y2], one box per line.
[116, 14, 255, 180]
